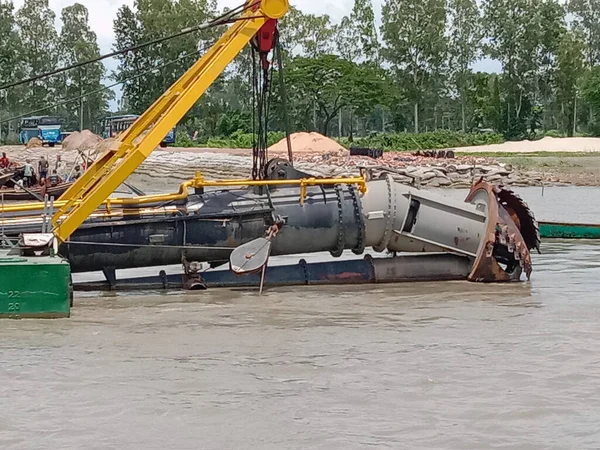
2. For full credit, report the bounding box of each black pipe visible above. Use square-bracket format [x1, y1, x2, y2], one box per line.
[74, 254, 471, 292]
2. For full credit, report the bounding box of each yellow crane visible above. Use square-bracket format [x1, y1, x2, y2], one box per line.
[51, 0, 292, 241]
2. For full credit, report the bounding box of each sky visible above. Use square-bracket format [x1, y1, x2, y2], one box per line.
[12, 0, 497, 110]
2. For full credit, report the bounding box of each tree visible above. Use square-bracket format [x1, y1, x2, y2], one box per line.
[568, 0, 600, 67]
[534, 0, 565, 131]
[556, 30, 585, 135]
[568, 0, 600, 129]
[112, 0, 217, 115]
[59, 3, 112, 131]
[483, 0, 542, 138]
[447, 0, 482, 132]
[336, 0, 379, 63]
[381, 0, 447, 133]
[15, 0, 59, 113]
[580, 66, 600, 134]
[285, 55, 386, 136]
[335, 0, 380, 137]
[0, 0, 23, 139]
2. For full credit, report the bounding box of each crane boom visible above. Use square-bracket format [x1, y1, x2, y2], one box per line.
[52, 0, 289, 242]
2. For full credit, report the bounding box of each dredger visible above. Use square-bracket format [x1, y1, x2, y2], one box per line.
[0, 0, 540, 300]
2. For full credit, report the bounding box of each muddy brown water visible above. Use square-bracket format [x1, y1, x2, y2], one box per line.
[2, 187, 600, 449]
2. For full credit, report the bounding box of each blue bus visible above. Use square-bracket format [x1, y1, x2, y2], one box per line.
[19, 116, 65, 147]
[101, 115, 177, 147]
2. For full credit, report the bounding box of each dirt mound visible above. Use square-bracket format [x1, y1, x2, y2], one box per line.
[25, 137, 43, 149]
[62, 130, 103, 152]
[89, 137, 118, 159]
[268, 132, 348, 156]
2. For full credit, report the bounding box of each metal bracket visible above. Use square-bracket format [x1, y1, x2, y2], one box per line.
[373, 174, 397, 253]
[102, 267, 117, 290]
[181, 255, 207, 290]
[349, 184, 366, 255]
[330, 184, 345, 258]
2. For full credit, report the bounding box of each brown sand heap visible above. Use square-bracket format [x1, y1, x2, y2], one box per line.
[269, 132, 349, 157]
[25, 137, 43, 149]
[62, 129, 103, 152]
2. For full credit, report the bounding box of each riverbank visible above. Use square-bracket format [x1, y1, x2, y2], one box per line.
[2, 139, 600, 193]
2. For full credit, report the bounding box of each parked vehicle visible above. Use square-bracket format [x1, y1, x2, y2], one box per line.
[19, 116, 65, 147]
[101, 115, 177, 147]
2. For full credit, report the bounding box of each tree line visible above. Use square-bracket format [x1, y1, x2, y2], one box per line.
[1, 0, 600, 146]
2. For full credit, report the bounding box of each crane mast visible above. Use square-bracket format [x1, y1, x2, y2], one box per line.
[51, 0, 289, 242]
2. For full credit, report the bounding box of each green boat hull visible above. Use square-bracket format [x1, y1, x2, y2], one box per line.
[539, 221, 600, 240]
[0, 251, 71, 319]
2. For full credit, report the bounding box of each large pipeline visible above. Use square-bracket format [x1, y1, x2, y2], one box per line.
[74, 253, 473, 291]
[2, 164, 540, 282]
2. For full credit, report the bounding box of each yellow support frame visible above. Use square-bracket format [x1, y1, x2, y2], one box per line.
[52, 0, 289, 241]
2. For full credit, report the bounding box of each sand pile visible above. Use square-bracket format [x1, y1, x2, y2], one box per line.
[452, 136, 600, 153]
[269, 132, 349, 156]
[62, 130, 103, 152]
[25, 137, 43, 149]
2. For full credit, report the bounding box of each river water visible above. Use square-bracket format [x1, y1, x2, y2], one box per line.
[2, 187, 600, 449]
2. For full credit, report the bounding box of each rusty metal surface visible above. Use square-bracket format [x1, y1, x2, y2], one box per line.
[465, 179, 537, 282]
[494, 184, 541, 254]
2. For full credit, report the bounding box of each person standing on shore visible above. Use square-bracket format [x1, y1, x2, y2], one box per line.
[38, 156, 49, 182]
[0, 152, 9, 169]
[23, 159, 34, 187]
[55, 154, 66, 177]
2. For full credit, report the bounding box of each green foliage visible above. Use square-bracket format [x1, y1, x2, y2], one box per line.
[335, 0, 379, 63]
[59, 3, 112, 131]
[448, 0, 482, 133]
[174, 131, 196, 148]
[381, 0, 447, 133]
[338, 131, 504, 152]
[216, 111, 252, 136]
[15, 0, 59, 111]
[545, 130, 565, 138]
[112, 0, 217, 114]
[1, 0, 600, 145]
[568, 0, 600, 66]
[580, 66, 600, 135]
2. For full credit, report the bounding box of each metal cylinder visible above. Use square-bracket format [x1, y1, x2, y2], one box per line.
[370, 253, 471, 282]
[73, 253, 471, 291]
[361, 175, 488, 258]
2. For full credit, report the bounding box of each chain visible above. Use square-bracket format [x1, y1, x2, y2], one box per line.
[374, 173, 396, 253]
[330, 184, 344, 258]
[350, 184, 365, 255]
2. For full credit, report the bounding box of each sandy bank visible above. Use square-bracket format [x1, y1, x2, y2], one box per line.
[451, 136, 600, 153]
[2, 138, 599, 195]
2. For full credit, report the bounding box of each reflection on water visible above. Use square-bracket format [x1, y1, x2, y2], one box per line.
[2, 187, 600, 449]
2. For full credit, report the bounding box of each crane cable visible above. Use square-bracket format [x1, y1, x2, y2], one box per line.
[274, 30, 293, 165]
[250, 45, 274, 180]
[249, 27, 294, 179]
